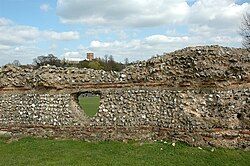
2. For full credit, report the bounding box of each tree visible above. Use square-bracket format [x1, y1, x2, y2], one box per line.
[78, 60, 89, 68]
[106, 55, 115, 71]
[104, 54, 108, 64]
[88, 61, 102, 70]
[12, 60, 21, 66]
[124, 58, 129, 66]
[33, 54, 61, 67]
[108, 55, 114, 63]
[240, 13, 250, 51]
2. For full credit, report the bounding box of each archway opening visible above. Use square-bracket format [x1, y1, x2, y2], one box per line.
[77, 92, 101, 117]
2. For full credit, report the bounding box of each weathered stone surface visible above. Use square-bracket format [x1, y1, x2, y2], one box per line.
[0, 130, 12, 137]
[0, 45, 249, 89]
[0, 45, 249, 149]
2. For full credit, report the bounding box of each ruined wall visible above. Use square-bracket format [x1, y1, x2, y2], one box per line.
[94, 88, 250, 129]
[0, 45, 249, 148]
[1, 45, 249, 89]
[0, 92, 85, 127]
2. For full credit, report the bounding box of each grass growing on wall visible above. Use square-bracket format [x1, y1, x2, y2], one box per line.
[78, 95, 100, 117]
[0, 138, 249, 166]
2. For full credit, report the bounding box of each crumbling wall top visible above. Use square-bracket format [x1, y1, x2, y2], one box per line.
[0, 45, 249, 90]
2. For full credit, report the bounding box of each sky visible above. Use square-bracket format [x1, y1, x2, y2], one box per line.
[0, 0, 249, 65]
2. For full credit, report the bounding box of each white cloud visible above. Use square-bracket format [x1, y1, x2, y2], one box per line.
[40, 3, 51, 12]
[145, 35, 189, 44]
[86, 36, 189, 61]
[62, 51, 84, 61]
[0, 18, 80, 66]
[0, 25, 40, 46]
[187, 0, 250, 30]
[85, 28, 111, 36]
[49, 43, 57, 50]
[56, 0, 250, 29]
[57, 0, 189, 27]
[0, 45, 45, 66]
[0, 44, 11, 50]
[210, 36, 241, 43]
[85, 28, 130, 40]
[0, 17, 13, 26]
[43, 31, 80, 40]
[0, 18, 80, 47]
[90, 40, 114, 48]
[56, 0, 249, 55]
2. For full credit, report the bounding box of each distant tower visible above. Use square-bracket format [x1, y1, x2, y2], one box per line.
[86, 53, 94, 61]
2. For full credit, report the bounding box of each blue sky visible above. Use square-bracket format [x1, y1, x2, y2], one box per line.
[0, 0, 249, 65]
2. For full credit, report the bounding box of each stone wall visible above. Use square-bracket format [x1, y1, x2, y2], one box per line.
[0, 92, 86, 127]
[0, 45, 249, 149]
[93, 87, 249, 130]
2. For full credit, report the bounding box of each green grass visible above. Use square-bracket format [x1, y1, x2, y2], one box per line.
[0, 138, 249, 166]
[78, 96, 100, 117]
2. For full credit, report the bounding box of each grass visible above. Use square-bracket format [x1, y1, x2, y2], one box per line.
[78, 95, 100, 117]
[0, 138, 249, 166]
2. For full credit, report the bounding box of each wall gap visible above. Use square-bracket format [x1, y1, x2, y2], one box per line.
[76, 91, 101, 117]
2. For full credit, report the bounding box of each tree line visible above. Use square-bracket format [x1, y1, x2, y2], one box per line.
[31, 54, 128, 72]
